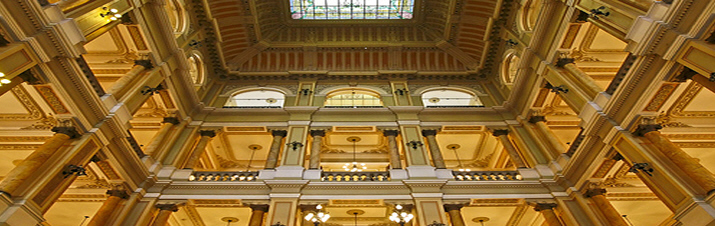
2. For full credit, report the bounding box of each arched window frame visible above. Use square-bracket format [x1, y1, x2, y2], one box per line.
[419, 87, 484, 107]
[323, 88, 384, 108]
[224, 88, 287, 108]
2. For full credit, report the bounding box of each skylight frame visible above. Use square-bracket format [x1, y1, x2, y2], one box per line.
[289, 0, 415, 20]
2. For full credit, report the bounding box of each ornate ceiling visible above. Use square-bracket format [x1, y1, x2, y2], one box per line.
[205, 0, 501, 78]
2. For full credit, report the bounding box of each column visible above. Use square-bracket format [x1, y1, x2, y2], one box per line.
[308, 130, 325, 169]
[584, 189, 628, 226]
[491, 129, 527, 168]
[106, 60, 153, 96]
[183, 130, 217, 169]
[681, 68, 715, 93]
[561, 62, 603, 97]
[443, 204, 466, 226]
[384, 130, 402, 169]
[534, 203, 563, 226]
[249, 204, 269, 226]
[422, 130, 446, 169]
[145, 117, 180, 157]
[86, 190, 129, 226]
[299, 205, 317, 226]
[0, 127, 78, 196]
[151, 204, 179, 226]
[529, 116, 567, 156]
[636, 125, 715, 194]
[265, 130, 287, 169]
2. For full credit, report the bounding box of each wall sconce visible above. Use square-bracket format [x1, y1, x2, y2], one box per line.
[589, 6, 610, 19]
[547, 85, 569, 94]
[505, 39, 518, 47]
[406, 141, 423, 150]
[287, 141, 304, 151]
[100, 7, 122, 21]
[62, 164, 87, 178]
[0, 72, 11, 87]
[394, 88, 408, 96]
[629, 162, 654, 176]
[299, 89, 313, 95]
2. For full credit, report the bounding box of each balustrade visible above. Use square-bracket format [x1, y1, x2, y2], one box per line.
[451, 171, 522, 181]
[189, 171, 259, 182]
[321, 171, 390, 182]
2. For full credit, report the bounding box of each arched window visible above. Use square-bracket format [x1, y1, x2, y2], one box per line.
[519, 0, 542, 32]
[501, 52, 520, 85]
[325, 89, 383, 107]
[422, 89, 483, 107]
[187, 53, 205, 86]
[224, 90, 285, 108]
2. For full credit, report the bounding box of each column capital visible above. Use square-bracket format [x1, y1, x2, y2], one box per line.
[421, 129, 438, 137]
[134, 60, 153, 69]
[271, 130, 287, 137]
[443, 204, 464, 212]
[584, 188, 607, 198]
[634, 124, 662, 137]
[533, 203, 558, 211]
[162, 117, 180, 125]
[199, 130, 217, 138]
[491, 129, 509, 137]
[106, 190, 129, 199]
[299, 204, 317, 212]
[155, 203, 179, 212]
[250, 204, 269, 212]
[528, 115, 547, 123]
[556, 58, 575, 67]
[310, 130, 326, 137]
[383, 130, 399, 137]
[51, 127, 80, 139]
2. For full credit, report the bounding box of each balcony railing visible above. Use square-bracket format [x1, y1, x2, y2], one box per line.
[425, 105, 485, 108]
[189, 171, 259, 182]
[452, 171, 522, 181]
[321, 171, 390, 182]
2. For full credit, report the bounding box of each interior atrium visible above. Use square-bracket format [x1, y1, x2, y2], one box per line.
[0, 0, 714, 225]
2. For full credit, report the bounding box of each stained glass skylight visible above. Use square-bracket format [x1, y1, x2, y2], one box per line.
[290, 0, 415, 20]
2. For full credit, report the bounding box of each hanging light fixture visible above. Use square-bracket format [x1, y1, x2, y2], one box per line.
[389, 204, 414, 226]
[342, 136, 367, 172]
[473, 217, 490, 226]
[99, 7, 122, 21]
[447, 144, 470, 172]
[221, 217, 239, 226]
[245, 144, 261, 171]
[304, 204, 331, 226]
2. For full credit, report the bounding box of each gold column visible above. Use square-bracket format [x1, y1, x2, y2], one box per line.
[562, 62, 603, 97]
[637, 125, 715, 194]
[422, 130, 446, 169]
[183, 130, 217, 169]
[384, 130, 402, 169]
[151, 204, 179, 226]
[265, 130, 287, 169]
[106, 60, 153, 96]
[529, 116, 567, 155]
[145, 117, 180, 158]
[491, 129, 527, 168]
[444, 204, 466, 226]
[86, 190, 129, 226]
[0, 127, 78, 196]
[585, 189, 628, 226]
[249, 204, 269, 226]
[308, 130, 325, 169]
[534, 203, 563, 226]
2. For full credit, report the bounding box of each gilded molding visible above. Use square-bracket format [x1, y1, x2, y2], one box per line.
[35, 85, 70, 114]
[670, 82, 715, 117]
[0, 86, 43, 120]
[643, 83, 678, 112]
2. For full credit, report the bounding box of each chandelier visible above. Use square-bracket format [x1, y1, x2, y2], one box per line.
[304, 204, 331, 226]
[342, 137, 367, 172]
[447, 144, 470, 172]
[389, 204, 414, 226]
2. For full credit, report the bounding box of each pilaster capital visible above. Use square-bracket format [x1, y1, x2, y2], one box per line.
[155, 203, 179, 212]
[51, 127, 80, 139]
[162, 117, 180, 125]
[250, 204, 270, 212]
[421, 129, 438, 137]
[310, 130, 326, 137]
[491, 129, 509, 137]
[556, 58, 575, 68]
[383, 130, 399, 137]
[271, 130, 288, 137]
[584, 188, 607, 198]
[633, 124, 662, 137]
[134, 60, 153, 69]
[199, 130, 217, 138]
[106, 190, 129, 199]
[443, 204, 464, 212]
[528, 115, 547, 123]
[533, 203, 558, 211]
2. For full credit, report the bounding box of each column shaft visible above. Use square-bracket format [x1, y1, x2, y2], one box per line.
[309, 130, 325, 169]
[249, 205, 269, 226]
[541, 209, 564, 226]
[533, 121, 567, 155]
[265, 130, 287, 169]
[145, 118, 179, 157]
[691, 74, 715, 94]
[384, 130, 402, 169]
[106, 64, 147, 96]
[588, 193, 628, 226]
[422, 130, 445, 169]
[493, 130, 527, 168]
[643, 130, 715, 193]
[0, 129, 75, 196]
[444, 205, 466, 226]
[150, 210, 173, 226]
[563, 63, 602, 97]
[86, 190, 128, 226]
[184, 130, 216, 169]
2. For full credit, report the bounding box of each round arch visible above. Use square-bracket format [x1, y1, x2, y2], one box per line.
[419, 87, 483, 107]
[224, 87, 287, 108]
[323, 87, 384, 107]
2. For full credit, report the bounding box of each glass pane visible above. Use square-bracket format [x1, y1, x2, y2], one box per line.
[290, 0, 414, 20]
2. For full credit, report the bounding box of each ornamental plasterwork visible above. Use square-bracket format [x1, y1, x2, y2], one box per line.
[0, 86, 43, 121]
[655, 111, 690, 128]
[183, 205, 206, 226]
[669, 82, 715, 117]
